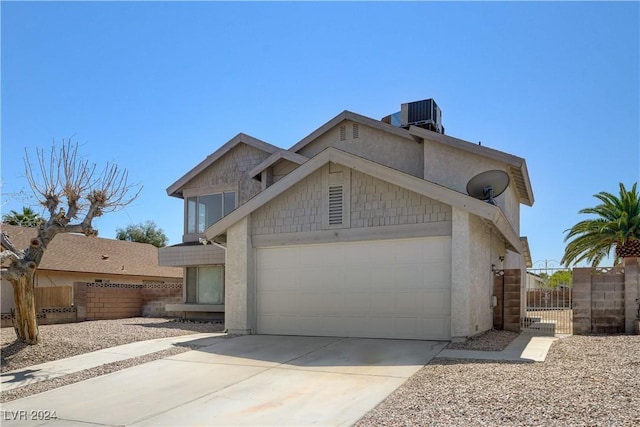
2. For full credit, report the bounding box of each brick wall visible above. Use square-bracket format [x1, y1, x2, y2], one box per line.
[74, 282, 182, 321]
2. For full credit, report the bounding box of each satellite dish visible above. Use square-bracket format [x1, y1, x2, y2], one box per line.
[466, 170, 510, 205]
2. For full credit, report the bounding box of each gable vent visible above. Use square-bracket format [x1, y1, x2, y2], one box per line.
[339, 125, 347, 141]
[328, 185, 344, 225]
[352, 123, 359, 139]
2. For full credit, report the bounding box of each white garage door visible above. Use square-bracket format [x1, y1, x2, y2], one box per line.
[256, 236, 451, 340]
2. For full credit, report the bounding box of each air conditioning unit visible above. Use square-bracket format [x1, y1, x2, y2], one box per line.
[400, 98, 444, 134]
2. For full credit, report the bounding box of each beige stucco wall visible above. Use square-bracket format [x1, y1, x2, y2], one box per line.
[423, 138, 520, 233]
[297, 120, 424, 178]
[467, 214, 506, 335]
[224, 216, 254, 334]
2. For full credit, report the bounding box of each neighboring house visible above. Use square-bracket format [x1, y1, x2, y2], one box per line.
[1, 224, 182, 313]
[159, 99, 534, 341]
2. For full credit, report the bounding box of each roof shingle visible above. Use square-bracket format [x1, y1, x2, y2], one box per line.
[1, 224, 182, 279]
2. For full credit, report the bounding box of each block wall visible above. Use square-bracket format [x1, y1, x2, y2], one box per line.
[493, 269, 521, 332]
[573, 266, 627, 334]
[74, 282, 182, 321]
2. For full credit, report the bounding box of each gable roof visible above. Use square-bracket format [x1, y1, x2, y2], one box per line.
[1, 224, 182, 279]
[288, 110, 414, 153]
[248, 150, 308, 180]
[167, 133, 280, 198]
[205, 147, 523, 253]
[288, 110, 534, 206]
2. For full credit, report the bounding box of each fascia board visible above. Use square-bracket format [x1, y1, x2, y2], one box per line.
[248, 150, 308, 179]
[206, 147, 522, 253]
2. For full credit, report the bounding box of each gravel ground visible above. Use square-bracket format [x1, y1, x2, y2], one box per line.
[445, 329, 519, 351]
[3, 321, 639, 425]
[356, 334, 640, 426]
[1, 317, 224, 373]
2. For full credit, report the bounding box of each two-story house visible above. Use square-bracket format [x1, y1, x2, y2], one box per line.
[159, 99, 534, 341]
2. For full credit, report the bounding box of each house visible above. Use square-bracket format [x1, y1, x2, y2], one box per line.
[1, 224, 182, 314]
[159, 99, 534, 341]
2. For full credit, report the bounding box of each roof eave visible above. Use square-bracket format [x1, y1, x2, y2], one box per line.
[206, 147, 523, 254]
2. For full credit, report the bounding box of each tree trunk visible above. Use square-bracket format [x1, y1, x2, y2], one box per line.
[9, 264, 40, 344]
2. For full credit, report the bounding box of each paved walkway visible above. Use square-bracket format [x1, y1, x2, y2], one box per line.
[436, 331, 559, 362]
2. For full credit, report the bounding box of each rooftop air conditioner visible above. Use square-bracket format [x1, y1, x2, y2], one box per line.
[400, 98, 444, 134]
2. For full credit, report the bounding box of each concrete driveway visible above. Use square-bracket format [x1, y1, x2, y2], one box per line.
[1, 335, 446, 426]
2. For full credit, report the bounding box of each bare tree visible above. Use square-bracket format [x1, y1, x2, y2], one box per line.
[0, 141, 140, 344]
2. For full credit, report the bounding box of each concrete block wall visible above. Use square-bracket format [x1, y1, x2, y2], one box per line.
[573, 264, 630, 335]
[74, 282, 182, 321]
[86, 284, 142, 320]
[493, 269, 521, 332]
[141, 283, 183, 317]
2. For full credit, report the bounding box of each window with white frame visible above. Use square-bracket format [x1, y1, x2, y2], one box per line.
[186, 266, 224, 304]
[186, 192, 236, 234]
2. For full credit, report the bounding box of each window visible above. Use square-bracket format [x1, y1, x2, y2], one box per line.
[186, 266, 224, 304]
[186, 192, 236, 234]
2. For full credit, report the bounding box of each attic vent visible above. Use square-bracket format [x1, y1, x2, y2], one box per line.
[328, 185, 344, 225]
[352, 123, 359, 139]
[339, 125, 347, 141]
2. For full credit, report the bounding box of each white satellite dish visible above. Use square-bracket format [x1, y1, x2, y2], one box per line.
[466, 170, 510, 205]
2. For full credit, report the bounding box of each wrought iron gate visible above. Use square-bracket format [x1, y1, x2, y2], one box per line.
[522, 268, 573, 335]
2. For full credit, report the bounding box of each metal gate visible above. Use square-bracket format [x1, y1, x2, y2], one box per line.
[522, 267, 573, 335]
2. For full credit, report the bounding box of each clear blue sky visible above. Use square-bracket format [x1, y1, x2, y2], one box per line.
[2, 1, 638, 267]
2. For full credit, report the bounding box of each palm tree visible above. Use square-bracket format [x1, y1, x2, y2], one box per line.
[562, 182, 640, 267]
[2, 206, 44, 227]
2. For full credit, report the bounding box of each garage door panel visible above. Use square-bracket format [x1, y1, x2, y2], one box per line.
[298, 292, 323, 315]
[256, 237, 451, 340]
[395, 292, 423, 315]
[394, 265, 422, 290]
[370, 292, 396, 314]
[321, 292, 346, 314]
[421, 316, 450, 340]
[423, 261, 451, 286]
[422, 290, 451, 315]
[345, 292, 371, 315]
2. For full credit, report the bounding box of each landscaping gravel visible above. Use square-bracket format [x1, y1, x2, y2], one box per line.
[356, 334, 640, 426]
[3, 320, 639, 426]
[1, 317, 223, 373]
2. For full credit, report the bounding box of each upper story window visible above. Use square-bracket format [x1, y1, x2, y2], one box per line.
[187, 192, 236, 234]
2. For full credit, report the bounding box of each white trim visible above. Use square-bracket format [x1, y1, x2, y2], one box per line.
[252, 221, 452, 247]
